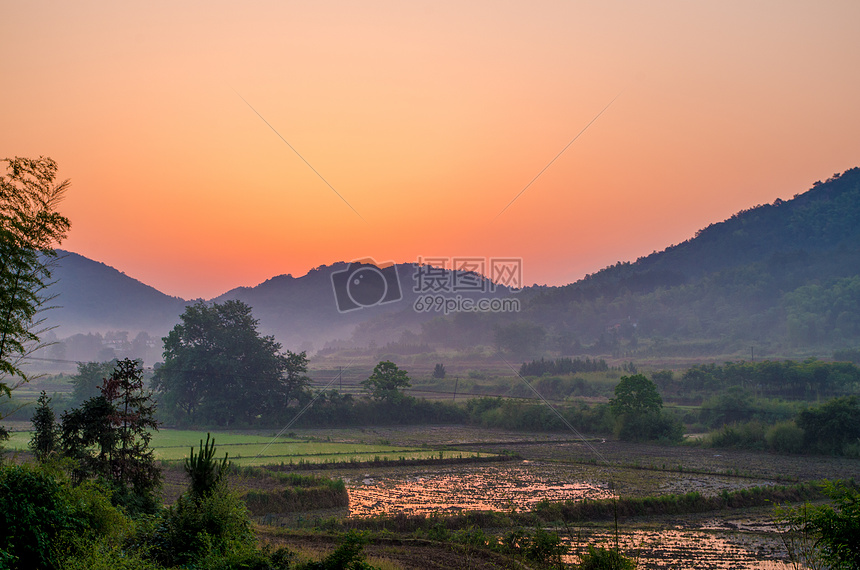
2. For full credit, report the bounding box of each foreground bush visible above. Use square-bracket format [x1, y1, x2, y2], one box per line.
[577, 546, 636, 569]
[294, 531, 379, 570]
[0, 462, 133, 570]
[764, 421, 805, 454]
[775, 480, 860, 570]
[138, 486, 255, 567]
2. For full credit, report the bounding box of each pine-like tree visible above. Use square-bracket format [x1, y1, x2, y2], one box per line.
[29, 390, 58, 460]
[101, 358, 161, 505]
[60, 358, 161, 512]
[185, 432, 229, 498]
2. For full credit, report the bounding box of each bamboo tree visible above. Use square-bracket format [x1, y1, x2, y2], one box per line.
[0, 156, 70, 401]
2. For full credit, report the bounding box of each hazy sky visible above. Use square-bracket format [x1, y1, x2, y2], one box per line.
[3, 1, 859, 299]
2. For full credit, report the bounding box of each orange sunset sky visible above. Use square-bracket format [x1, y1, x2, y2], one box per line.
[2, 1, 859, 300]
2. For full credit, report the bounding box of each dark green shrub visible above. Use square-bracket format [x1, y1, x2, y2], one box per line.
[578, 546, 636, 569]
[59, 540, 158, 570]
[765, 421, 805, 454]
[427, 522, 452, 542]
[295, 531, 379, 570]
[705, 421, 767, 450]
[524, 527, 567, 567]
[797, 396, 860, 455]
[0, 463, 77, 569]
[499, 527, 567, 567]
[195, 544, 294, 570]
[141, 487, 254, 567]
[0, 463, 130, 570]
[616, 411, 684, 443]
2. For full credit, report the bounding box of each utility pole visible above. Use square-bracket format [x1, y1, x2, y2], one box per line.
[453, 376, 459, 403]
[339, 365, 342, 392]
[751, 346, 754, 362]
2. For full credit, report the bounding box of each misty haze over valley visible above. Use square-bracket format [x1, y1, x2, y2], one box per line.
[35, 167, 860, 370]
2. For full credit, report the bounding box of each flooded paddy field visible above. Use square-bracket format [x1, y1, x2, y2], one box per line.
[335, 461, 779, 517]
[344, 463, 615, 516]
[555, 506, 811, 569]
[567, 523, 796, 569]
[291, 425, 859, 510]
[275, 425, 859, 568]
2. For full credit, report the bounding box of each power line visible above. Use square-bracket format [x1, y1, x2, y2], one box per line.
[493, 88, 625, 222]
[232, 88, 366, 223]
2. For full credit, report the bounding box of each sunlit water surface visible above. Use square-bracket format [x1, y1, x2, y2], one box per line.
[345, 464, 802, 569]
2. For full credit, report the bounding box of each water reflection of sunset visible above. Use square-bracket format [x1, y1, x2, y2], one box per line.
[346, 464, 615, 517]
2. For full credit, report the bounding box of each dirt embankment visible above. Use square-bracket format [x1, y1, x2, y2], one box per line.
[257, 529, 534, 570]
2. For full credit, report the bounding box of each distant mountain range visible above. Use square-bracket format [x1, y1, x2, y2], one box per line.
[40, 167, 860, 363]
[42, 255, 516, 356]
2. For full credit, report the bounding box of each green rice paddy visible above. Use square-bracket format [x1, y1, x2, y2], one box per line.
[3, 428, 483, 466]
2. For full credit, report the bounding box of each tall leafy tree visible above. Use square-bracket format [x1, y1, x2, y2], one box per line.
[0, 156, 70, 405]
[69, 359, 117, 406]
[153, 300, 310, 425]
[608, 374, 682, 442]
[609, 374, 663, 417]
[362, 360, 411, 403]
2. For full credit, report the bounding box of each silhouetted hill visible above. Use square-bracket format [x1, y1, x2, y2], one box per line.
[537, 168, 860, 303]
[38, 251, 516, 362]
[516, 168, 860, 355]
[213, 261, 515, 350]
[43, 250, 188, 336]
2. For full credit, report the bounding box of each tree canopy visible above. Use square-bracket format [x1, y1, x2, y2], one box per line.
[362, 360, 411, 403]
[153, 300, 310, 425]
[609, 374, 663, 417]
[0, 156, 70, 395]
[60, 358, 161, 512]
[70, 359, 117, 406]
[796, 395, 860, 455]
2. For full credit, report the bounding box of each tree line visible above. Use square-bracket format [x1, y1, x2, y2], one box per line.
[519, 356, 609, 377]
[670, 359, 860, 400]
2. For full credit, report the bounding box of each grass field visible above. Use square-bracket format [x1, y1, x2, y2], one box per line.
[3, 428, 485, 466]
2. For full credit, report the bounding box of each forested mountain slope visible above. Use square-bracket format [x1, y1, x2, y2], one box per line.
[518, 168, 860, 354]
